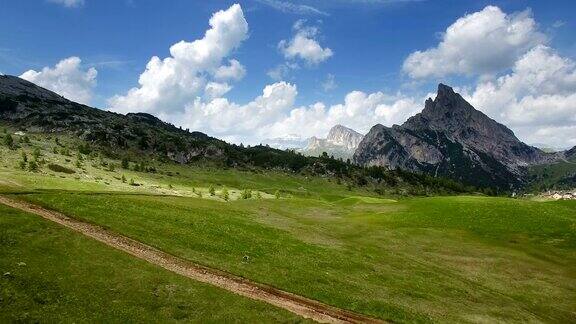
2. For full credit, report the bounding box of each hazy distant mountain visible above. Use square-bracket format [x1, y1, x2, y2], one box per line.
[354, 84, 563, 189]
[261, 134, 308, 150]
[301, 125, 364, 159]
[531, 143, 570, 153]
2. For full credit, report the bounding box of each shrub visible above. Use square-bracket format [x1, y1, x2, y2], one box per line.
[3, 134, 14, 149]
[275, 190, 281, 199]
[129, 178, 137, 186]
[78, 143, 92, 155]
[121, 158, 130, 169]
[256, 191, 262, 199]
[32, 147, 41, 160]
[21, 151, 27, 163]
[221, 188, 229, 201]
[241, 189, 252, 200]
[209, 185, 215, 196]
[47, 163, 76, 174]
[121, 175, 126, 183]
[18, 160, 26, 170]
[28, 160, 38, 172]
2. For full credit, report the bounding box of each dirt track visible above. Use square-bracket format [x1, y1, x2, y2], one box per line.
[0, 195, 383, 324]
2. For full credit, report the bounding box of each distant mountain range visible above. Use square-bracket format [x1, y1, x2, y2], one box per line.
[353, 84, 569, 189]
[264, 125, 364, 160]
[2, 74, 574, 190]
[0, 74, 475, 195]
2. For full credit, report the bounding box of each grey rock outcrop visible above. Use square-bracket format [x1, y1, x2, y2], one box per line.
[354, 84, 561, 188]
[301, 125, 363, 159]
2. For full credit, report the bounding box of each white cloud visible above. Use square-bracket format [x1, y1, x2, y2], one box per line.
[254, 0, 328, 16]
[214, 59, 246, 81]
[466, 45, 576, 147]
[165, 80, 420, 144]
[321, 73, 337, 91]
[20, 56, 97, 105]
[279, 20, 333, 65]
[267, 62, 300, 81]
[108, 4, 248, 114]
[403, 6, 545, 79]
[204, 82, 232, 99]
[48, 0, 84, 8]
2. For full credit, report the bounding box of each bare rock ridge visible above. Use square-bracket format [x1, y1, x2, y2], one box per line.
[354, 84, 562, 189]
[301, 124, 364, 159]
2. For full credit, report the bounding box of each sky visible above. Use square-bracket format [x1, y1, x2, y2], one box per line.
[1, 0, 575, 148]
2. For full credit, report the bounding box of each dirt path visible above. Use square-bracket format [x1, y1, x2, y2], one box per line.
[0, 195, 383, 324]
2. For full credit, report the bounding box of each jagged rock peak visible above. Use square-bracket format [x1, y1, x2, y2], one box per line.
[326, 125, 364, 150]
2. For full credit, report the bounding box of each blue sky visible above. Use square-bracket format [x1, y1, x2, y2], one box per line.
[1, 0, 576, 146]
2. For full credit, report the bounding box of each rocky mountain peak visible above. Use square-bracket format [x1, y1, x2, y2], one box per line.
[326, 124, 364, 151]
[354, 83, 558, 189]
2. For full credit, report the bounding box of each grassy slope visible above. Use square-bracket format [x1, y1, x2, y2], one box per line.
[2, 132, 576, 322]
[15, 193, 576, 323]
[0, 204, 305, 323]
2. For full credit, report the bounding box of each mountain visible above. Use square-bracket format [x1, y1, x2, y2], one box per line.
[0, 75, 475, 195]
[261, 134, 308, 150]
[567, 146, 576, 159]
[354, 84, 561, 189]
[301, 125, 363, 159]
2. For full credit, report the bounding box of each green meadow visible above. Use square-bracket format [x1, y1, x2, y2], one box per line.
[0, 204, 305, 323]
[1, 133, 576, 323]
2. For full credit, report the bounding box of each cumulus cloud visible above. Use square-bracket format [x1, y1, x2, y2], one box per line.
[108, 4, 248, 114]
[20, 56, 97, 105]
[48, 0, 84, 8]
[279, 20, 333, 65]
[466, 45, 576, 146]
[204, 82, 232, 99]
[214, 59, 246, 81]
[403, 6, 545, 79]
[165, 81, 421, 144]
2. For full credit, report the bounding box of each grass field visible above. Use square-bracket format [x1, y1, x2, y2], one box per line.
[0, 204, 305, 323]
[1, 133, 576, 323]
[4, 192, 573, 323]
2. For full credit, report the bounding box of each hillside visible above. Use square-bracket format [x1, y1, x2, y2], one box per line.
[354, 84, 563, 189]
[0, 75, 471, 194]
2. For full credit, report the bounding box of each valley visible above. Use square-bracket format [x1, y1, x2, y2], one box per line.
[1, 127, 575, 322]
[1, 63, 575, 324]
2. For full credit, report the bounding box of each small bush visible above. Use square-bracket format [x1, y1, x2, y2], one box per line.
[47, 163, 76, 174]
[121, 158, 130, 169]
[27, 160, 38, 172]
[241, 189, 252, 200]
[32, 147, 41, 160]
[209, 185, 216, 196]
[221, 188, 229, 201]
[275, 190, 281, 199]
[3, 134, 14, 149]
[121, 175, 126, 183]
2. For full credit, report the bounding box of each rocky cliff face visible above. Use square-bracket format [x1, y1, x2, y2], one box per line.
[301, 125, 363, 159]
[567, 146, 576, 159]
[354, 84, 561, 188]
[326, 125, 364, 151]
